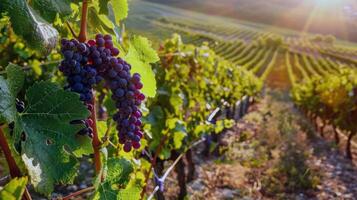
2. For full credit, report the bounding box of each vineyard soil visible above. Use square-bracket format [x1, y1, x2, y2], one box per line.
[158, 90, 357, 199]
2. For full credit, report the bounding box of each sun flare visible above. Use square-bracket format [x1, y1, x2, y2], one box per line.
[315, 0, 343, 7]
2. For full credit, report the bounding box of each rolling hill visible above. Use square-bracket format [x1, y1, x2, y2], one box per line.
[145, 0, 357, 43]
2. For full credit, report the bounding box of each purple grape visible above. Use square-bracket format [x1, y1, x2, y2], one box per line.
[59, 34, 145, 148]
[123, 142, 132, 152]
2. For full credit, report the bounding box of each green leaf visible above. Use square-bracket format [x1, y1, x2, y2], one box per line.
[105, 158, 132, 185]
[0, 64, 24, 123]
[14, 81, 91, 195]
[88, 6, 115, 36]
[98, 0, 110, 14]
[93, 182, 117, 200]
[127, 36, 160, 64]
[0, 177, 28, 200]
[0, 77, 15, 124]
[124, 36, 159, 97]
[0, 0, 59, 54]
[30, 0, 72, 22]
[6, 64, 25, 96]
[108, 0, 128, 24]
[145, 106, 165, 139]
[173, 131, 186, 149]
[117, 185, 141, 200]
[92, 158, 139, 200]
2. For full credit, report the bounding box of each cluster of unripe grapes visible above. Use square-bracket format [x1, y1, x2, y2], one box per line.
[58, 34, 145, 151]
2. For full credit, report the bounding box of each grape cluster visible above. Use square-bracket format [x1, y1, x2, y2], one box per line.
[59, 39, 102, 102]
[58, 34, 145, 151]
[87, 34, 145, 152]
[58, 39, 100, 137]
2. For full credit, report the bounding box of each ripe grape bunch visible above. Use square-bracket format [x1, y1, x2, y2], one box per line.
[58, 34, 145, 152]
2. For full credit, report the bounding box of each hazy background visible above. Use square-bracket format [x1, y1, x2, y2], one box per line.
[145, 0, 357, 43]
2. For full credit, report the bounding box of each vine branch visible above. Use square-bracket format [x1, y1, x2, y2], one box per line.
[0, 126, 32, 200]
[76, 0, 103, 181]
[78, 0, 88, 43]
[0, 127, 21, 178]
[61, 186, 95, 200]
[66, 21, 77, 39]
[89, 91, 102, 178]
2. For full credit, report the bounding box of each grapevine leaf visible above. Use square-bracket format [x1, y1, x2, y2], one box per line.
[92, 158, 139, 200]
[14, 81, 91, 195]
[30, 0, 72, 22]
[0, 0, 58, 54]
[173, 131, 186, 149]
[93, 182, 117, 200]
[171, 120, 187, 149]
[105, 158, 132, 185]
[0, 64, 24, 123]
[0, 177, 28, 200]
[6, 64, 25, 96]
[98, 0, 110, 14]
[128, 36, 160, 64]
[125, 36, 159, 97]
[117, 185, 141, 200]
[108, 0, 128, 24]
[88, 6, 115, 36]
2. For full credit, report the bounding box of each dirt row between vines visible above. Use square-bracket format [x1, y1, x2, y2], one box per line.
[163, 89, 357, 200]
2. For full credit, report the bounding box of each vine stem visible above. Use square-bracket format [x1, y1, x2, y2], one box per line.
[0, 127, 21, 177]
[66, 21, 77, 39]
[89, 91, 102, 178]
[77, 0, 103, 180]
[78, 0, 88, 43]
[0, 127, 32, 200]
[61, 186, 95, 200]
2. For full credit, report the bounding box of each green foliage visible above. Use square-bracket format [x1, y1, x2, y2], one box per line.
[124, 35, 160, 97]
[144, 34, 262, 159]
[0, 64, 25, 123]
[0, 177, 28, 200]
[109, 0, 129, 23]
[88, 7, 112, 34]
[0, 0, 58, 54]
[30, 0, 72, 22]
[92, 158, 140, 200]
[292, 67, 357, 133]
[12, 81, 91, 195]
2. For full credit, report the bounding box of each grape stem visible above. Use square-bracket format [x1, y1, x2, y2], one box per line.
[0, 126, 32, 200]
[89, 91, 103, 180]
[66, 21, 78, 39]
[77, 0, 103, 181]
[78, 0, 88, 43]
[0, 127, 21, 177]
[61, 186, 95, 200]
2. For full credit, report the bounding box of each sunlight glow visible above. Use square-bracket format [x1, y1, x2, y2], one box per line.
[315, 0, 343, 7]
